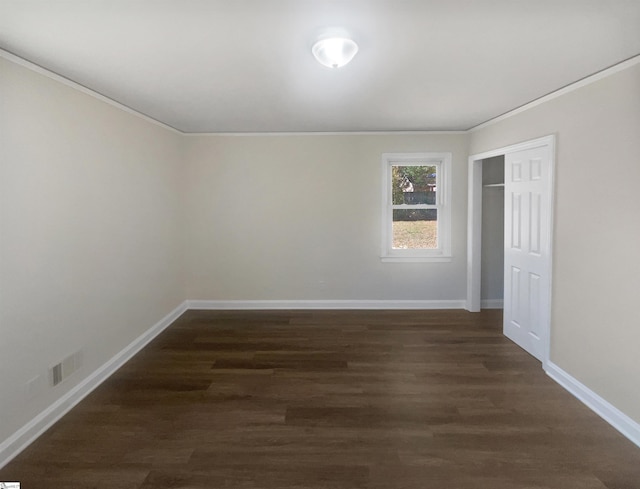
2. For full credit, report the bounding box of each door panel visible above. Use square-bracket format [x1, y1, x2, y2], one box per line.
[511, 193, 522, 249]
[510, 266, 522, 326]
[530, 193, 542, 254]
[528, 272, 541, 338]
[504, 145, 551, 361]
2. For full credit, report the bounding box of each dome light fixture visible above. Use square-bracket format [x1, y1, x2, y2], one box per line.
[312, 37, 358, 69]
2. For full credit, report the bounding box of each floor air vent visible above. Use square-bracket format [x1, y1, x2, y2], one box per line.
[51, 363, 63, 386]
[50, 350, 83, 386]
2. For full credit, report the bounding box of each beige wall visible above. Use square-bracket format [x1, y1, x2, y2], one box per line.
[184, 133, 468, 301]
[469, 63, 640, 423]
[0, 58, 185, 443]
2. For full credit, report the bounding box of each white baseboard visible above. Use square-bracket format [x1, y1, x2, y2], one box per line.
[545, 361, 640, 449]
[0, 297, 469, 469]
[0, 297, 463, 469]
[0, 300, 189, 470]
[481, 299, 503, 309]
[13, 301, 639, 471]
[186, 299, 467, 310]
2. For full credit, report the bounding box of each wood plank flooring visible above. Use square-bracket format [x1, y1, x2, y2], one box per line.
[1, 309, 639, 488]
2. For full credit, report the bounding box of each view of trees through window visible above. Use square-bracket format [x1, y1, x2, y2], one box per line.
[391, 165, 438, 249]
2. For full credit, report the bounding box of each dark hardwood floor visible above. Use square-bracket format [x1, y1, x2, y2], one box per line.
[2, 309, 639, 488]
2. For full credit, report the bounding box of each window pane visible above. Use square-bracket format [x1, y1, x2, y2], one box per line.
[392, 209, 437, 249]
[391, 165, 437, 205]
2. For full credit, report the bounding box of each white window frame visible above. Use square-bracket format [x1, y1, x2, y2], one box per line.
[381, 152, 452, 262]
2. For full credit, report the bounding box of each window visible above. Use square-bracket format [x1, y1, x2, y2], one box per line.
[381, 152, 452, 262]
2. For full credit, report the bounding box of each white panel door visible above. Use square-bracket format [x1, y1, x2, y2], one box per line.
[503, 145, 551, 361]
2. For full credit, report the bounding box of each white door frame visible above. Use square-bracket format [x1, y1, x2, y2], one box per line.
[466, 135, 556, 364]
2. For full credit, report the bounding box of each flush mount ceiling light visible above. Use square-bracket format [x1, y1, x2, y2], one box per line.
[312, 37, 358, 68]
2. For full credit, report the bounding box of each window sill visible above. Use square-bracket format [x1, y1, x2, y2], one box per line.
[381, 255, 452, 263]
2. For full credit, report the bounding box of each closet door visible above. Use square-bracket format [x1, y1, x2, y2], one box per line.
[503, 144, 551, 361]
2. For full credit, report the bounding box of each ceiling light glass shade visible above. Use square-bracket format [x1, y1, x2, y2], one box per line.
[312, 37, 358, 68]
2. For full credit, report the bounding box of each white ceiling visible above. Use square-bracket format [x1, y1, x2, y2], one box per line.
[1, 0, 639, 133]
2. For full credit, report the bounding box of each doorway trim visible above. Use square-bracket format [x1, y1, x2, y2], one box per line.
[466, 135, 556, 364]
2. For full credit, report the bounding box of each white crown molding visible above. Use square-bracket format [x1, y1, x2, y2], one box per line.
[545, 361, 640, 449]
[182, 131, 468, 137]
[4, 48, 638, 137]
[0, 301, 189, 470]
[186, 299, 466, 310]
[0, 49, 183, 135]
[0, 50, 463, 138]
[469, 54, 640, 132]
